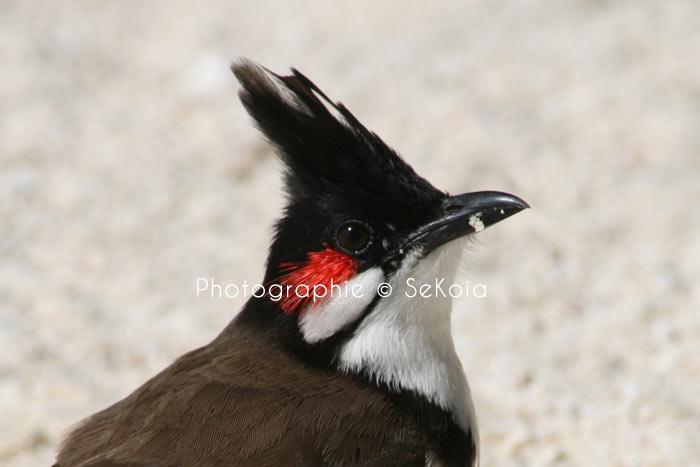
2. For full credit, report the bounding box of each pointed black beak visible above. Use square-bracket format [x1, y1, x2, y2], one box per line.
[397, 191, 529, 259]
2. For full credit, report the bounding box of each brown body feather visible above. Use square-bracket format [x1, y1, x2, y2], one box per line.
[55, 313, 434, 467]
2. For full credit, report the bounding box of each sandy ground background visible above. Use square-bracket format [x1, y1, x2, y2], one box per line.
[2, 1, 699, 465]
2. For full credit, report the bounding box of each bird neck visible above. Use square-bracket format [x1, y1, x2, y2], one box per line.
[336, 240, 479, 450]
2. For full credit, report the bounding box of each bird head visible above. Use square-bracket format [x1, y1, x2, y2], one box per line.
[232, 60, 528, 348]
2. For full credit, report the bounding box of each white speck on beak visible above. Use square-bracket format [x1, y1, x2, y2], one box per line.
[469, 213, 485, 232]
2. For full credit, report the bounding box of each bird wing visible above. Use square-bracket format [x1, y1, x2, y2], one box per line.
[55, 325, 427, 467]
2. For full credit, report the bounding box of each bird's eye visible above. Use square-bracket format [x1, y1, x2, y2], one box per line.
[336, 221, 371, 254]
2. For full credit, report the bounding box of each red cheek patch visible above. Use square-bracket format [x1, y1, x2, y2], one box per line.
[274, 245, 358, 316]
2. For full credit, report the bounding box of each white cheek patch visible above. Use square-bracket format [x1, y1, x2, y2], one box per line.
[299, 267, 384, 344]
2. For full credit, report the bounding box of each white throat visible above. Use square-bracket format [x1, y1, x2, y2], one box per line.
[337, 240, 478, 449]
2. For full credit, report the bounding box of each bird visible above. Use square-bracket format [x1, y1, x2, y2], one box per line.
[54, 59, 528, 467]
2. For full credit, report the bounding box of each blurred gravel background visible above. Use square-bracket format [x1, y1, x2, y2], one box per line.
[2, 1, 699, 465]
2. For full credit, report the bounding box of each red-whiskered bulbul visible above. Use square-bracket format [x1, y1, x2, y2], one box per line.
[54, 60, 528, 467]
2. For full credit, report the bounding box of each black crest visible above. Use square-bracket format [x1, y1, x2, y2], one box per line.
[231, 60, 444, 217]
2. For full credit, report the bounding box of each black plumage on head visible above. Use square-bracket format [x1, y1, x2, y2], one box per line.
[231, 60, 447, 282]
[232, 60, 444, 215]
